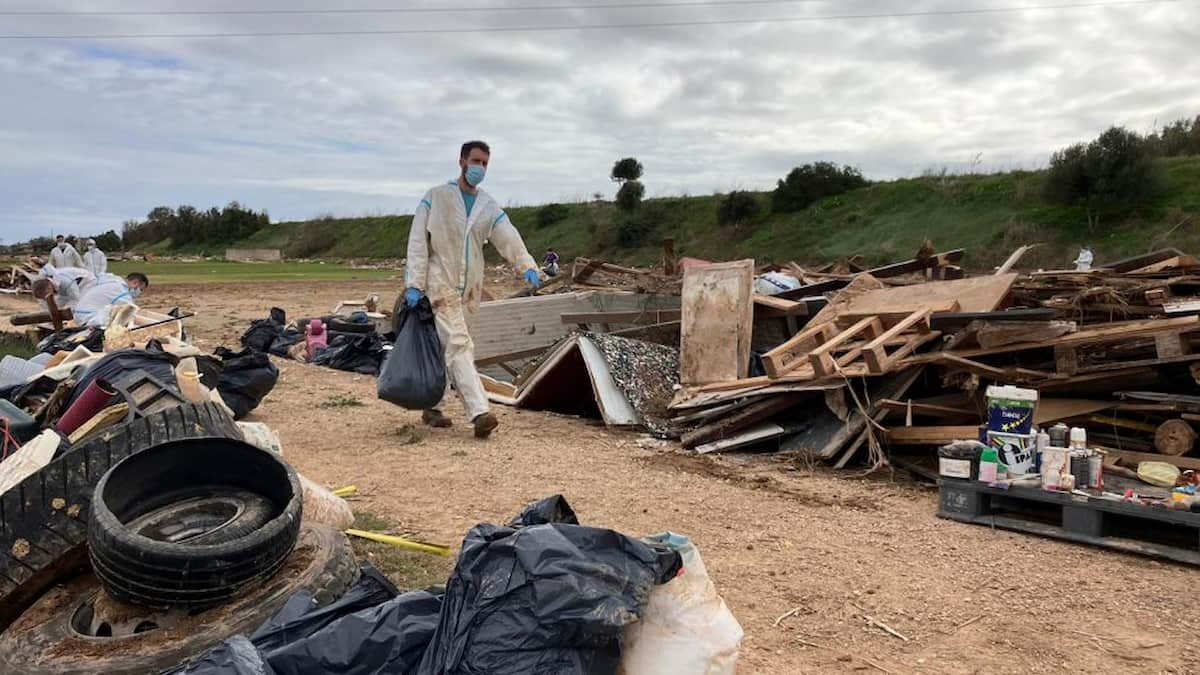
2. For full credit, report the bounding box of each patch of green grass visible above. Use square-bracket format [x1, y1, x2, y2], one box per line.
[0, 332, 37, 360]
[350, 511, 454, 590]
[319, 394, 365, 409]
[108, 260, 399, 284]
[391, 423, 428, 445]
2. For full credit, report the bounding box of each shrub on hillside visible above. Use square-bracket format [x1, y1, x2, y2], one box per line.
[535, 203, 570, 228]
[717, 191, 760, 226]
[617, 202, 666, 247]
[772, 162, 868, 213]
[616, 181, 645, 213]
[1044, 125, 1164, 230]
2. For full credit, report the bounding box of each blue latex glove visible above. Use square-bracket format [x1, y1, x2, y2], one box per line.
[404, 287, 423, 308]
[524, 269, 541, 289]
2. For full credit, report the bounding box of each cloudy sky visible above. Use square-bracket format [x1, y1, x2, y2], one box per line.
[1, 0, 1197, 242]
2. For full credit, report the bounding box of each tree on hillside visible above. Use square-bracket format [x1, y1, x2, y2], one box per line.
[610, 157, 644, 183]
[1149, 115, 1200, 157]
[93, 230, 121, 251]
[772, 162, 868, 213]
[1044, 126, 1164, 230]
[616, 180, 645, 213]
[717, 191, 760, 227]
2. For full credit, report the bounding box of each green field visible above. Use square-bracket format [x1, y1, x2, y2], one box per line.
[107, 260, 401, 284]
[129, 155, 1200, 272]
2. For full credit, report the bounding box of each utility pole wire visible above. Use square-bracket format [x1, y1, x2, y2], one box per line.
[0, 0, 1182, 39]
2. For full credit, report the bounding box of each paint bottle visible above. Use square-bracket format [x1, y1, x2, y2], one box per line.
[306, 319, 328, 361]
[1069, 427, 1088, 450]
[1035, 428, 1050, 473]
[1048, 423, 1069, 448]
[979, 447, 1000, 483]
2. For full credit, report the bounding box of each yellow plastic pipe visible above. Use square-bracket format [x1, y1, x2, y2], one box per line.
[344, 529, 451, 556]
[332, 485, 358, 497]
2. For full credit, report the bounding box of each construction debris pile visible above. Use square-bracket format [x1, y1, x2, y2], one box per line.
[482, 246, 1200, 480]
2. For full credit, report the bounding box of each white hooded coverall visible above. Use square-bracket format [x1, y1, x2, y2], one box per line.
[36, 265, 94, 311]
[405, 181, 537, 420]
[49, 244, 84, 269]
[83, 247, 108, 278]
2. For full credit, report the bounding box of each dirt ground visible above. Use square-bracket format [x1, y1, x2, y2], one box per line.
[4, 281, 1199, 674]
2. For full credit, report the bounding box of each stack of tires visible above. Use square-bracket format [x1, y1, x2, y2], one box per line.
[0, 402, 358, 674]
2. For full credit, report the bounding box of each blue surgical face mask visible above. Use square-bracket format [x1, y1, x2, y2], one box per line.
[465, 164, 486, 187]
[129, 287, 142, 299]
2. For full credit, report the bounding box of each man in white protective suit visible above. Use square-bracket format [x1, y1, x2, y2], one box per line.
[48, 235, 84, 269]
[404, 140, 541, 439]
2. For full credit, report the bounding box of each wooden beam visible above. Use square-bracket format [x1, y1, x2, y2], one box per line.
[904, 315, 1200, 364]
[1099, 446, 1200, 471]
[775, 249, 966, 301]
[753, 294, 808, 317]
[886, 425, 980, 445]
[560, 309, 681, 326]
[878, 399, 975, 419]
[474, 345, 550, 367]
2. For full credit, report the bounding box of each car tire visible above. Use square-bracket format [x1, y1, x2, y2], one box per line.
[88, 438, 303, 609]
[0, 402, 241, 633]
[325, 317, 376, 335]
[0, 525, 357, 675]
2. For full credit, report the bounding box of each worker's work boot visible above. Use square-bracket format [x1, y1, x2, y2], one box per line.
[421, 410, 452, 428]
[472, 412, 499, 439]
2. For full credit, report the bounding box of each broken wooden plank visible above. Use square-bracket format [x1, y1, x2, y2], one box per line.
[474, 345, 552, 367]
[879, 399, 976, 420]
[976, 321, 1076, 349]
[995, 243, 1040, 274]
[905, 315, 1200, 364]
[1102, 248, 1185, 273]
[1034, 399, 1117, 425]
[681, 394, 806, 449]
[929, 353, 1058, 383]
[775, 249, 966, 301]
[679, 259, 755, 385]
[753, 294, 809, 317]
[1154, 331, 1191, 358]
[1099, 447, 1200, 471]
[886, 425, 979, 445]
[835, 301, 957, 328]
[929, 308, 1058, 330]
[834, 273, 1018, 317]
[560, 309, 681, 326]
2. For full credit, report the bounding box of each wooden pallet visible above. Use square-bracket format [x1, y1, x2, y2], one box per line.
[762, 308, 940, 380]
[938, 480, 1200, 566]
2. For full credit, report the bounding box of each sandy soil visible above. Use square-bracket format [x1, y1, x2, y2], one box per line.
[4, 281, 1198, 674]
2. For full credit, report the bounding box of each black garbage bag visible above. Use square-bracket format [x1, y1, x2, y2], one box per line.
[509, 493, 579, 527]
[241, 307, 288, 354]
[268, 329, 303, 358]
[36, 327, 104, 355]
[376, 297, 444, 410]
[250, 564, 400, 650]
[168, 636, 279, 675]
[213, 347, 279, 419]
[417, 495, 683, 675]
[313, 334, 386, 376]
[264, 587, 444, 675]
[68, 347, 178, 406]
[164, 565, 437, 675]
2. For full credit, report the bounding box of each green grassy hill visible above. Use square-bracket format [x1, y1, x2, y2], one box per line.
[143, 156, 1200, 271]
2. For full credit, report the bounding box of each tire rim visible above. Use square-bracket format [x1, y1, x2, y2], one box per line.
[69, 591, 188, 639]
[124, 495, 247, 543]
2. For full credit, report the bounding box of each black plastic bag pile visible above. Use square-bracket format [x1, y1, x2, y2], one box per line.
[168, 495, 681, 675]
[241, 307, 303, 358]
[212, 347, 280, 419]
[377, 297, 445, 410]
[312, 334, 387, 376]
